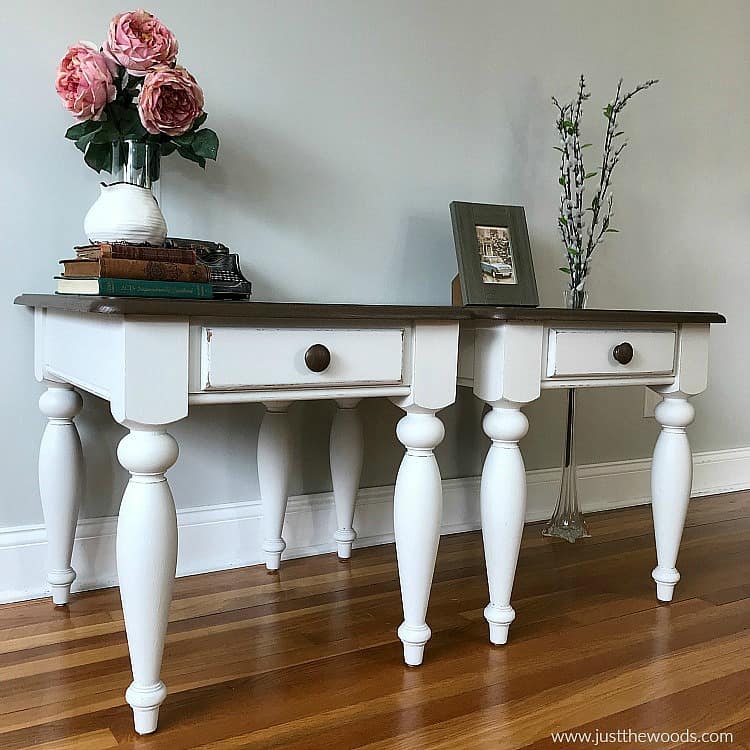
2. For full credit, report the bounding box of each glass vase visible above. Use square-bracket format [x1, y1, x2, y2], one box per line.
[542, 287, 591, 542]
[112, 140, 161, 191]
[563, 288, 589, 310]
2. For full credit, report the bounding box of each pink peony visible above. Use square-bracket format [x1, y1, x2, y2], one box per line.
[55, 42, 116, 121]
[105, 9, 178, 76]
[138, 65, 204, 136]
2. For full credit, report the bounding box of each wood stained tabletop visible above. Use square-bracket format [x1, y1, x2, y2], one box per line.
[15, 294, 725, 324]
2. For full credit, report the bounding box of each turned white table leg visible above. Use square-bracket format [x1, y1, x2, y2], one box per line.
[651, 394, 695, 602]
[393, 408, 445, 666]
[330, 399, 363, 560]
[258, 402, 292, 571]
[116, 426, 179, 735]
[38, 382, 84, 606]
[481, 400, 528, 645]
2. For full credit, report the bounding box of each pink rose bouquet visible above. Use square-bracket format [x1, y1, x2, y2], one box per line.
[56, 9, 218, 174]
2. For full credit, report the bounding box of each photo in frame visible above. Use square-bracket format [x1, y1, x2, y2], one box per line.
[450, 202, 538, 306]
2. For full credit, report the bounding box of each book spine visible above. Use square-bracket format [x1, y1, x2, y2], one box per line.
[80, 244, 197, 264]
[99, 258, 210, 282]
[97, 278, 213, 299]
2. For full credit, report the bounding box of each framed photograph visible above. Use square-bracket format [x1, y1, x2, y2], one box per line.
[450, 202, 538, 306]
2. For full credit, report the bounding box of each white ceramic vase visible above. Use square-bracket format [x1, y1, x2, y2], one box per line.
[84, 182, 168, 245]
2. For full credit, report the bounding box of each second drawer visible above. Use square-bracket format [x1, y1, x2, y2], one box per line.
[546, 328, 677, 378]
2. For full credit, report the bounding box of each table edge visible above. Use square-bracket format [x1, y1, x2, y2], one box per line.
[14, 294, 726, 325]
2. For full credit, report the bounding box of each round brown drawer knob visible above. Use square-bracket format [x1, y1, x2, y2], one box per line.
[612, 342, 634, 365]
[304, 343, 331, 373]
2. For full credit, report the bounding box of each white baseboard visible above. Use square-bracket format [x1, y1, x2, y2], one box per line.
[2, 446, 749, 604]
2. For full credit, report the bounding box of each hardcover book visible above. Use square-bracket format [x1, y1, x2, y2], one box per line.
[60, 257, 209, 283]
[74, 243, 197, 265]
[55, 277, 213, 299]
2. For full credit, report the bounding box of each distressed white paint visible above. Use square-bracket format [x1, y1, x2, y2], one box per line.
[23, 299, 720, 733]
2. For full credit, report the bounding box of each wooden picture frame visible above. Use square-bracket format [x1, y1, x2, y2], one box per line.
[450, 202, 539, 306]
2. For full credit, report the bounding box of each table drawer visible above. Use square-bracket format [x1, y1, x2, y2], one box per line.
[200, 326, 405, 390]
[546, 328, 676, 378]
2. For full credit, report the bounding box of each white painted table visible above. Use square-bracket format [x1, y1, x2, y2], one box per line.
[17, 294, 464, 734]
[15, 295, 724, 735]
[457, 306, 725, 645]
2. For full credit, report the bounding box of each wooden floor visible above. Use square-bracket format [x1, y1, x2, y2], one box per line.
[1, 492, 749, 750]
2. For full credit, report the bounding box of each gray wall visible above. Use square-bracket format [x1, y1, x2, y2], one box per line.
[2, 0, 747, 527]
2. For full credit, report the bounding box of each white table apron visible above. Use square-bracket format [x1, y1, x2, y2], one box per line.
[26, 300, 461, 734]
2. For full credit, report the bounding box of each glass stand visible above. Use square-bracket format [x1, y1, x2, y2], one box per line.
[542, 388, 590, 542]
[542, 286, 591, 542]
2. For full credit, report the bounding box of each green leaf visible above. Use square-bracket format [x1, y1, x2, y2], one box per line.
[605, 228, 619, 232]
[176, 145, 206, 168]
[584, 171, 598, 179]
[75, 126, 105, 153]
[193, 112, 208, 129]
[83, 142, 111, 173]
[559, 267, 572, 274]
[558, 176, 566, 186]
[558, 216, 568, 225]
[172, 132, 196, 148]
[91, 120, 120, 144]
[160, 142, 177, 157]
[65, 120, 99, 140]
[581, 143, 593, 148]
[613, 131, 625, 137]
[567, 247, 580, 255]
[553, 146, 564, 153]
[191, 129, 219, 160]
[114, 107, 145, 139]
[123, 122, 148, 140]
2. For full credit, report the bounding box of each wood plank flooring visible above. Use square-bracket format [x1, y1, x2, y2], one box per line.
[0, 491, 748, 749]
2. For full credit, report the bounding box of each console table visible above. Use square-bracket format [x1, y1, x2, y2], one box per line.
[15, 294, 466, 734]
[457, 307, 725, 646]
[14, 295, 725, 736]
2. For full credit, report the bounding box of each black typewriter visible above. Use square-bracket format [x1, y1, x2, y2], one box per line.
[165, 238, 252, 299]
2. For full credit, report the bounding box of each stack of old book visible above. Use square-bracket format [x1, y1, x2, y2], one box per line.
[56, 242, 213, 299]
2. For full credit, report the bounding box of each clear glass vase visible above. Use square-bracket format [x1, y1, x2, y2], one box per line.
[112, 140, 161, 190]
[542, 286, 591, 542]
[563, 287, 589, 310]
